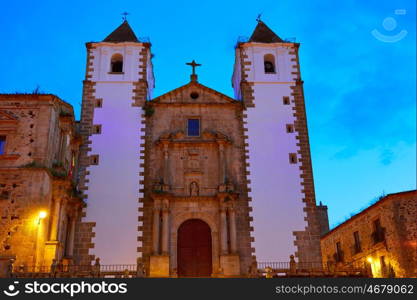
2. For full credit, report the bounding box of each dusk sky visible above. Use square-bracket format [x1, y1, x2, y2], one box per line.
[1, 0, 415, 228]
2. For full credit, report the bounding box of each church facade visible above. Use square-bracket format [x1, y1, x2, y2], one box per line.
[74, 20, 328, 277]
[0, 20, 329, 278]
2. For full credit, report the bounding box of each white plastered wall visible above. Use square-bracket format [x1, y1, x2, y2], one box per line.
[82, 43, 147, 264]
[236, 44, 308, 261]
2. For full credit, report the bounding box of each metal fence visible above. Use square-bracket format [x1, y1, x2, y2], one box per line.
[12, 264, 136, 275]
[7, 261, 367, 278]
[257, 261, 323, 271]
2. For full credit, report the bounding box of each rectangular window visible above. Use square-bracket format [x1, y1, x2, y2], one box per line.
[95, 99, 103, 108]
[374, 219, 382, 231]
[92, 125, 102, 134]
[286, 124, 294, 133]
[289, 153, 297, 164]
[187, 119, 200, 137]
[0, 136, 5, 155]
[283, 96, 290, 105]
[353, 231, 361, 253]
[335, 241, 343, 262]
[90, 155, 99, 165]
[372, 218, 385, 243]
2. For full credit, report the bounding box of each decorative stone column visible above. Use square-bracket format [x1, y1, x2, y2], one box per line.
[218, 143, 226, 184]
[163, 143, 169, 184]
[161, 204, 170, 255]
[65, 215, 77, 257]
[228, 207, 237, 253]
[150, 200, 170, 277]
[49, 198, 62, 241]
[57, 199, 68, 243]
[220, 207, 228, 255]
[152, 207, 161, 254]
[219, 204, 240, 277]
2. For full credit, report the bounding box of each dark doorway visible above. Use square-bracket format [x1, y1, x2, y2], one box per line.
[177, 219, 212, 277]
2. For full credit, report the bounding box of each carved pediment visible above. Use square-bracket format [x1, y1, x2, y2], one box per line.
[151, 81, 238, 105]
[0, 110, 18, 121]
[172, 130, 185, 140]
[0, 110, 19, 132]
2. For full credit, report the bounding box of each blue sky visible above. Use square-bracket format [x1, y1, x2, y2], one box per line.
[1, 0, 415, 227]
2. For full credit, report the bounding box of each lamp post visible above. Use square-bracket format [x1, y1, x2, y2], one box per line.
[38, 211, 47, 224]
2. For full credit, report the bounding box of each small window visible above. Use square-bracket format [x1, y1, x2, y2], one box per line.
[264, 54, 276, 73]
[335, 241, 343, 262]
[92, 125, 102, 134]
[374, 219, 382, 231]
[95, 99, 103, 108]
[283, 96, 290, 105]
[110, 54, 123, 73]
[353, 231, 361, 253]
[90, 155, 99, 165]
[286, 124, 294, 133]
[372, 218, 385, 243]
[289, 153, 297, 164]
[0, 136, 6, 155]
[190, 92, 199, 100]
[187, 119, 200, 137]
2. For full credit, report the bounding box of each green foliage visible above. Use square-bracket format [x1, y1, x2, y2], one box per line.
[59, 110, 72, 117]
[68, 185, 82, 198]
[153, 189, 165, 194]
[50, 169, 67, 179]
[21, 161, 45, 168]
[143, 105, 154, 117]
[52, 161, 63, 169]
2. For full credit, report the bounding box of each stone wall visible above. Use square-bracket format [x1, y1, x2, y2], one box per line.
[0, 94, 82, 274]
[321, 190, 417, 278]
[142, 81, 254, 276]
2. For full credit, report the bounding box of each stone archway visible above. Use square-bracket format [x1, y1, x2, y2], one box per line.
[177, 219, 212, 277]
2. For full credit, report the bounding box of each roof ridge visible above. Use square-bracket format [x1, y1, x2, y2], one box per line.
[249, 21, 284, 43]
[151, 81, 236, 103]
[103, 21, 139, 43]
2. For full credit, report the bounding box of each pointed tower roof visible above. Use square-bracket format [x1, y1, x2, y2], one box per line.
[103, 21, 139, 43]
[249, 21, 284, 43]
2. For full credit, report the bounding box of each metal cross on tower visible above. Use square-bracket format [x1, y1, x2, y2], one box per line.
[122, 12, 129, 21]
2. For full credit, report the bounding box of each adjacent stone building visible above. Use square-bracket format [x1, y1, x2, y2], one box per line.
[321, 190, 417, 278]
[0, 94, 82, 275]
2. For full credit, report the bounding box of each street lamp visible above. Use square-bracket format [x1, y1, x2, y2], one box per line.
[38, 211, 47, 224]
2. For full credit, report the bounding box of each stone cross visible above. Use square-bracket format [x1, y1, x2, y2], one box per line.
[186, 60, 201, 75]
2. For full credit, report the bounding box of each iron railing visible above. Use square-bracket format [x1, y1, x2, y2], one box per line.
[13, 264, 137, 274]
[7, 262, 367, 278]
[257, 261, 323, 271]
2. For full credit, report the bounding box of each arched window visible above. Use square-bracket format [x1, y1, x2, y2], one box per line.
[264, 54, 276, 73]
[110, 53, 123, 73]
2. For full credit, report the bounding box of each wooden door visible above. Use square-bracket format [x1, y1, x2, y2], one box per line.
[177, 219, 212, 277]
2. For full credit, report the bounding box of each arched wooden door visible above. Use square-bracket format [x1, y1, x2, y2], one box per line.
[177, 219, 212, 277]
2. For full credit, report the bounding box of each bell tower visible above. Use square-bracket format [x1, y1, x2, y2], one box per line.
[75, 21, 154, 265]
[232, 20, 324, 263]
